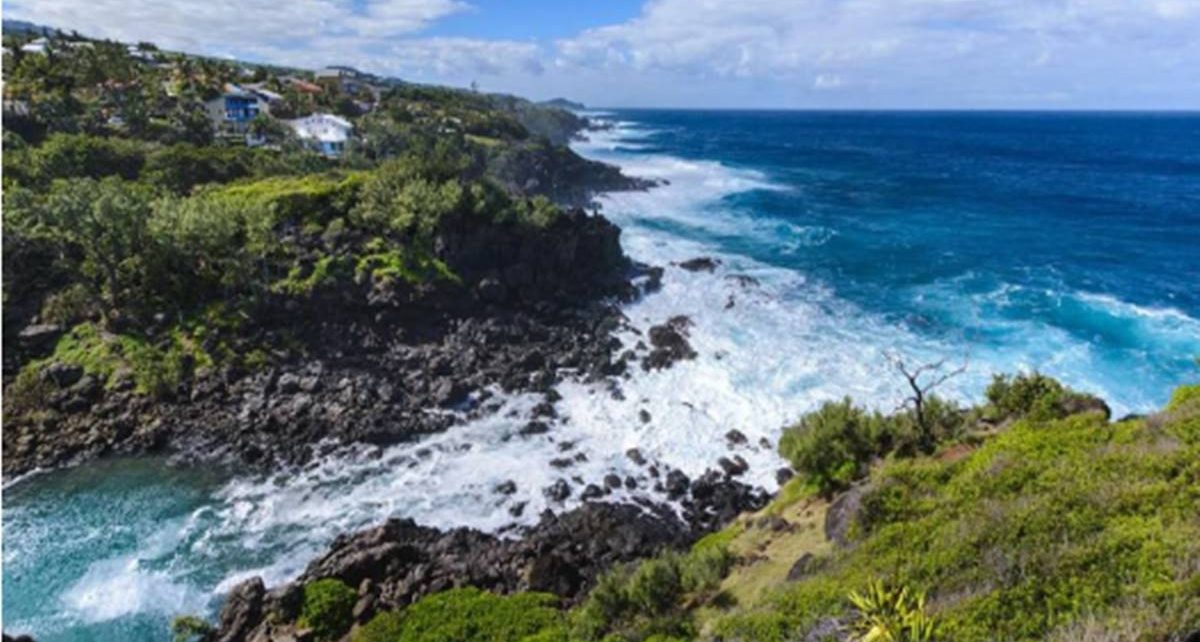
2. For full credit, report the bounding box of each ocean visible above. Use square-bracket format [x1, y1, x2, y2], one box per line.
[4, 110, 1199, 641]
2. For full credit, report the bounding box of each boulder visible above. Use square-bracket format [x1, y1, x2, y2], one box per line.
[825, 484, 867, 548]
[677, 257, 720, 273]
[642, 316, 697, 371]
[214, 577, 265, 642]
[41, 362, 83, 388]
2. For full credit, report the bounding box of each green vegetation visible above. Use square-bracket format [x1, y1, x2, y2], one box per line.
[2, 28, 608, 424]
[170, 615, 214, 642]
[777, 373, 1106, 498]
[983, 371, 1103, 422]
[353, 588, 566, 642]
[846, 581, 937, 642]
[570, 545, 733, 641]
[708, 379, 1200, 641]
[299, 578, 358, 642]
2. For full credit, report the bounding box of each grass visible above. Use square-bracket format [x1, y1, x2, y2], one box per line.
[706, 387, 1200, 641]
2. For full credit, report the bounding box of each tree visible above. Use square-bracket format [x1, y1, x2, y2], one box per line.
[36, 177, 156, 319]
[886, 351, 967, 453]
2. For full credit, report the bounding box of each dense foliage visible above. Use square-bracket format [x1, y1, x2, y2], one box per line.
[299, 579, 358, 642]
[353, 588, 567, 642]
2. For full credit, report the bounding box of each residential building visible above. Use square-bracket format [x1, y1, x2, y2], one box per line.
[287, 113, 353, 157]
[205, 84, 268, 133]
[20, 37, 49, 55]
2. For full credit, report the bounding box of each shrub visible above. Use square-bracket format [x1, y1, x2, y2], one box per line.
[627, 555, 683, 615]
[778, 398, 891, 497]
[679, 545, 732, 594]
[1167, 383, 1200, 412]
[24, 133, 146, 186]
[298, 578, 357, 641]
[170, 615, 213, 642]
[846, 581, 937, 642]
[982, 372, 1105, 422]
[352, 587, 565, 642]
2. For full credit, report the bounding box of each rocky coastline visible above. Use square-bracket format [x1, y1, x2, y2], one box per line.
[212, 472, 770, 642]
[3, 205, 658, 477]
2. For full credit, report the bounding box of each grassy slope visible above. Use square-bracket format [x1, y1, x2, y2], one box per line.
[708, 387, 1200, 642]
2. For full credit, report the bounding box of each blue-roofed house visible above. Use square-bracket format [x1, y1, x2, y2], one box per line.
[205, 84, 268, 135]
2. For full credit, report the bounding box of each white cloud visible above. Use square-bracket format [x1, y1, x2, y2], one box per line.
[6, 0, 541, 79]
[553, 0, 1200, 105]
[813, 74, 844, 90]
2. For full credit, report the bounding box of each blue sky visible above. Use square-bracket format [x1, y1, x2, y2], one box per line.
[9, 0, 1200, 109]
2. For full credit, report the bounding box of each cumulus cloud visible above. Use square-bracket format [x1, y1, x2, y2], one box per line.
[6, 0, 541, 79]
[553, 0, 1200, 105]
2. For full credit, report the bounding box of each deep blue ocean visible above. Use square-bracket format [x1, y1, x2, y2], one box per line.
[5, 111, 1199, 642]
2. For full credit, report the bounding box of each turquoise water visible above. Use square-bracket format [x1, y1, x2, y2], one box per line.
[3, 460, 230, 640]
[4, 111, 1199, 641]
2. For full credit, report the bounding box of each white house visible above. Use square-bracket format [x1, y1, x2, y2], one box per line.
[20, 37, 49, 55]
[287, 113, 353, 157]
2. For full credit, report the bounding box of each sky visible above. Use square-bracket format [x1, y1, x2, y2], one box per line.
[7, 0, 1200, 109]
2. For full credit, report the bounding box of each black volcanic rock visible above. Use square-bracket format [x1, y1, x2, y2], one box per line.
[2, 208, 641, 478]
[643, 316, 697, 371]
[216, 503, 689, 641]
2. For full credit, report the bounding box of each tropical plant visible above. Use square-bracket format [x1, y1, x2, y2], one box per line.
[846, 581, 937, 642]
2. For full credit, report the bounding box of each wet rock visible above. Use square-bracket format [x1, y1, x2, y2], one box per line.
[665, 469, 691, 499]
[625, 448, 647, 466]
[604, 474, 623, 489]
[544, 479, 572, 502]
[638, 409, 652, 424]
[725, 274, 760, 289]
[520, 421, 551, 437]
[581, 484, 605, 500]
[642, 316, 697, 371]
[718, 455, 749, 477]
[495, 480, 518, 495]
[214, 577, 265, 642]
[775, 467, 795, 486]
[724, 429, 748, 447]
[677, 257, 720, 273]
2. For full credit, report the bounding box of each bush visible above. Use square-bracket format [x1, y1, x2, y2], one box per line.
[846, 581, 937, 642]
[170, 615, 213, 642]
[627, 555, 683, 615]
[352, 587, 564, 642]
[982, 372, 1106, 422]
[778, 398, 891, 497]
[298, 578, 357, 641]
[572, 545, 732, 641]
[1167, 383, 1200, 412]
[20, 133, 147, 186]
